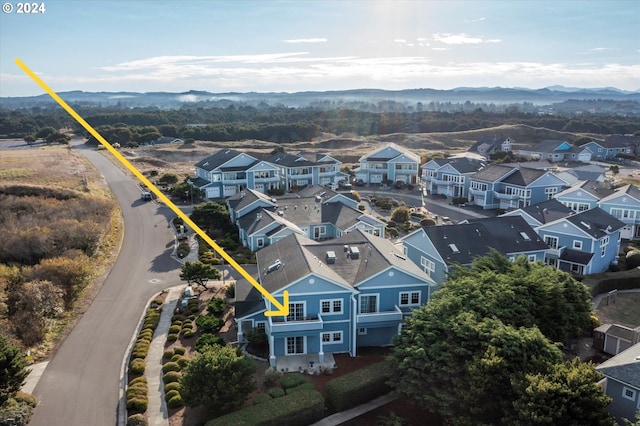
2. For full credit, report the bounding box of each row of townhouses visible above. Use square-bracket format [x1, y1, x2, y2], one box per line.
[183, 136, 639, 374]
[191, 143, 421, 199]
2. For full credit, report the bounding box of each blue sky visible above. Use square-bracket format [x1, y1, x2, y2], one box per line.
[1, 0, 639, 97]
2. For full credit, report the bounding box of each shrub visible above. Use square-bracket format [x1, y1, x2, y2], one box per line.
[182, 329, 195, 338]
[268, 387, 286, 398]
[165, 389, 181, 401]
[172, 355, 189, 369]
[195, 334, 225, 352]
[168, 325, 181, 334]
[253, 393, 272, 405]
[15, 391, 37, 407]
[280, 372, 307, 389]
[206, 297, 225, 316]
[181, 321, 193, 330]
[174, 346, 187, 355]
[205, 389, 324, 426]
[195, 315, 224, 333]
[162, 362, 181, 373]
[162, 349, 174, 360]
[285, 382, 316, 394]
[129, 359, 146, 375]
[177, 242, 190, 258]
[263, 367, 282, 387]
[166, 333, 178, 342]
[225, 282, 235, 298]
[126, 413, 148, 426]
[171, 320, 182, 327]
[163, 371, 181, 383]
[164, 382, 181, 393]
[167, 394, 184, 409]
[626, 249, 640, 269]
[126, 397, 148, 413]
[246, 327, 267, 346]
[325, 361, 393, 412]
[126, 386, 146, 399]
[171, 314, 186, 323]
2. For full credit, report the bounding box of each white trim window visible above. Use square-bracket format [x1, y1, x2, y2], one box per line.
[359, 294, 378, 314]
[527, 255, 537, 263]
[399, 291, 420, 307]
[573, 240, 583, 250]
[285, 336, 305, 355]
[320, 299, 343, 315]
[622, 386, 636, 401]
[287, 302, 305, 321]
[544, 235, 559, 249]
[255, 321, 266, 331]
[321, 331, 343, 344]
[420, 256, 435, 276]
[256, 238, 264, 248]
[358, 327, 367, 335]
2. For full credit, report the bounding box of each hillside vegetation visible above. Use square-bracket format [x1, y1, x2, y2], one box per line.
[0, 147, 120, 357]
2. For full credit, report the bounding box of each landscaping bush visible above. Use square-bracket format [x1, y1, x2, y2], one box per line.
[166, 333, 178, 342]
[165, 389, 181, 402]
[126, 413, 148, 426]
[174, 346, 187, 355]
[195, 315, 224, 333]
[195, 334, 225, 352]
[225, 282, 235, 298]
[626, 250, 640, 269]
[253, 393, 272, 405]
[164, 382, 181, 393]
[126, 397, 148, 413]
[268, 387, 285, 398]
[181, 321, 193, 330]
[162, 362, 181, 373]
[126, 383, 147, 398]
[280, 372, 307, 389]
[172, 355, 189, 368]
[285, 382, 316, 394]
[168, 325, 181, 334]
[163, 349, 174, 360]
[167, 394, 184, 409]
[207, 297, 225, 316]
[263, 367, 282, 387]
[205, 389, 324, 426]
[129, 358, 146, 375]
[171, 314, 186, 323]
[325, 361, 393, 412]
[182, 329, 195, 338]
[171, 320, 183, 327]
[129, 376, 147, 386]
[177, 242, 190, 258]
[14, 391, 37, 407]
[163, 371, 181, 383]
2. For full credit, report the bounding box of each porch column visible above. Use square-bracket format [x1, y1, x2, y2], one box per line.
[319, 340, 324, 364]
[269, 335, 276, 368]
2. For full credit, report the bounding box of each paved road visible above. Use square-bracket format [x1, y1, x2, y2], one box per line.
[29, 141, 181, 426]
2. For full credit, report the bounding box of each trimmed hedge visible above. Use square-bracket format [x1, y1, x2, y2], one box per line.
[285, 382, 316, 394]
[163, 371, 181, 383]
[130, 358, 146, 375]
[325, 361, 393, 412]
[164, 382, 181, 393]
[126, 397, 148, 413]
[205, 389, 324, 426]
[174, 346, 187, 355]
[167, 394, 184, 409]
[162, 362, 181, 373]
[165, 389, 181, 401]
[126, 413, 148, 426]
[253, 393, 272, 405]
[280, 372, 306, 389]
[163, 349, 174, 360]
[582, 267, 640, 296]
[267, 387, 285, 398]
[169, 325, 182, 334]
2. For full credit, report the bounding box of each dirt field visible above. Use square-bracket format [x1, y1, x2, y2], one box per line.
[594, 292, 640, 328]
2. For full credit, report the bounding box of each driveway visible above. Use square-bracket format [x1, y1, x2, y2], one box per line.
[29, 141, 182, 426]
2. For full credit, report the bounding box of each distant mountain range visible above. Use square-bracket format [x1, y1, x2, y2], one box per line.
[2, 86, 639, 110]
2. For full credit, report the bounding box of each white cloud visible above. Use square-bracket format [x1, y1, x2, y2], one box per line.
[464, 17, 486, 23]
[393, 39, 407, 44]
[282, 38, 327, 43]
[433, 33, 501, 45]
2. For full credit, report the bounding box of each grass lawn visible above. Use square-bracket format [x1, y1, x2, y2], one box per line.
[594, 292, 640, 328]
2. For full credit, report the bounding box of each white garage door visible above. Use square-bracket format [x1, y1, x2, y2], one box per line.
[223, 185, 237, 197]
[206, 187, 220, 198]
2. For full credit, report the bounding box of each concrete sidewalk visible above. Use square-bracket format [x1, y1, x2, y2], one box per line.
[311, 394, 397, 426]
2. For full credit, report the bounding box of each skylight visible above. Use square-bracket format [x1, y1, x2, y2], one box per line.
[519, 232, 531, 241]
[449, 244, 460, 254]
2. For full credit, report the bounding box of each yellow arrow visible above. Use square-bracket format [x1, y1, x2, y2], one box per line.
[15, 58, 289, 317]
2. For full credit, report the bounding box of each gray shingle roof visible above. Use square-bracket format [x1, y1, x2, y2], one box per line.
[519, 199, 573, 224]
[597, 342, 640, 389]
[265, 152, 317, 167]
[564, 207, 626, 239]
[470, 164, 515, 183]
[195, 149, 245, 171]
[559, 248, 594, 265]
[426, 216, 548, 266]
[501, 167, 546, 186]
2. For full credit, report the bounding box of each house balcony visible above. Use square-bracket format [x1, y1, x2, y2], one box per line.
[356, 305, 403, 324]
[421, 174, 434, 183]
[493, 191, 520, 201]
[254, 176, 280, 183]
[222, 178, 249, 185]
[269, 316, 324, 333]
[287, 173, 313, 180]
[546, 246, 565, 257]
[468, 187, 486, 196]
[432, 178, 456, 186]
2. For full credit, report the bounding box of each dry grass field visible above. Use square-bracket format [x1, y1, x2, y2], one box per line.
[594, 292, 640, 328]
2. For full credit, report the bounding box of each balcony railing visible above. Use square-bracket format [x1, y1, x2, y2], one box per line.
[269, 316, 324, 333]
[493, 191, 520, 200]
[432, 178, 456, 186]
[356, 305, 403, 324]
[546, 246, 565, 257]
[468, 187, 486, 196]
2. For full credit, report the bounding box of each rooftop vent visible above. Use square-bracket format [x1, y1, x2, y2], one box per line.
[267, 259, 282, 273]
[326, 251, 337, 264]
[256, 213, 262, 221]
[349, 246, 360, 259]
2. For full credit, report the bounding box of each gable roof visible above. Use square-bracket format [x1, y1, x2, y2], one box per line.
[556, 180, 614, 200]
[467, 135, 510, 154]
[432, 157, 486, 174]
[470, 164, 516, 183]
[227, 188, 276, 212]
[265, 152, 317, 167]
[255, 229, 434, 295]
[596, 342, 640, 389]
[501, 167, 547, 186]
[195, 149, 256, 171]
[424, 216, 547, 266]
[359, 143, 419, 163]
[562, 207, 626, 239]
[599, 184, 640, 204]
[517, 199, 574, 224]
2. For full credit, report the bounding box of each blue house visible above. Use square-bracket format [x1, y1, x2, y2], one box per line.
[500, 199, 573, 228]
[596, 342, 640, 425]
[401, 216, 548, 285]
[555, 180, 615, 213]
[598, 184, 640, 240]
[514, 139, 591, 163]
[468, 165, 567, 210]
[421, 157, 485, 198]
[355, 143, 420, 185]
[583, 135, 639, 161]
[234, 230, 436, 369]
[534, 207, 624, 275]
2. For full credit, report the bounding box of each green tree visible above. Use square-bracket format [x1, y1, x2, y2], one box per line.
[180, 345, 256, 413]
[509, 358, 614, 425]
[35, 126, 56, 140]
[158, 173, 179, 186]
[189, 201, 236, 237]
[179, 261, 221, 290]
[0, 334, 29, 406]
[609, 165, 620, 176]
[388, 252, 601, 425]
[390, 206, 410, 223]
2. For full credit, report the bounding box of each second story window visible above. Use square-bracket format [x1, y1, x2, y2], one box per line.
[287, 302, 304, 321]
[320, 299, 342, 315]
[359, 294, 378, 314]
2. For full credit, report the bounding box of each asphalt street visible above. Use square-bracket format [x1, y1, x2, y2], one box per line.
[29, 141, 182, 426]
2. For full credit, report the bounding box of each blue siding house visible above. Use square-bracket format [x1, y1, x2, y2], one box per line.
[596, 342, 640, 425]
[355, 143, 420, 185]
[534, 207, 624, 275]
[555, 180, 615, 213]
[401, 216, 548, 285]
[598, 184, 640, 240]
[421, 157, 485, 198]
[234, 230, 436, 369]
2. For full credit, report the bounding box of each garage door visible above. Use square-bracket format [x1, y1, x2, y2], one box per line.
[370, 174, 383, 183]
[223, 185, 237, 197]
[206, 187, 220, 198]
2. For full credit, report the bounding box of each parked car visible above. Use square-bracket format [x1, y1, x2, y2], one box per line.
[395, 181, 405, 189]
[354, 178, 366, 186]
